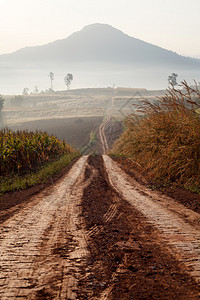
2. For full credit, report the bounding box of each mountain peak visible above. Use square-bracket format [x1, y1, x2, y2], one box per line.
[0, 23, 199, 68]
[69, 23, 128, 42]
[82, 23, 122, 32]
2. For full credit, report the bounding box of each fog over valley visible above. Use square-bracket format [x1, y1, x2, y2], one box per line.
[0, 24, 200, 94]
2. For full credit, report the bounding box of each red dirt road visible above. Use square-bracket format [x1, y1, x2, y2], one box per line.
[0, 155, 199, 299]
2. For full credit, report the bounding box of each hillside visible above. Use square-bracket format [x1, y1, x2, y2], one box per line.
[1, 24, 200, 94]
[0, 23, 199, 68]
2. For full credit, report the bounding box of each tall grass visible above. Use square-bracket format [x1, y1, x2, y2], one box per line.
[111, 81, 200, 192]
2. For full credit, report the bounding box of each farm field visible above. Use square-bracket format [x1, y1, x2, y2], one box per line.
[10, 116, 123, 154]
[1, 87, 164, 153]
[2, 87, 165, 126]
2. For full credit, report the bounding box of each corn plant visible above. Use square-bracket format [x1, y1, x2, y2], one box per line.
[0, 129, 72, 176]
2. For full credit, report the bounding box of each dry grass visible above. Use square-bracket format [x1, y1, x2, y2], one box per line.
[111, 81, 200, 193]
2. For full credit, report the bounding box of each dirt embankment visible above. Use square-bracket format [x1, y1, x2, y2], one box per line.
[0, 155, 199, 299]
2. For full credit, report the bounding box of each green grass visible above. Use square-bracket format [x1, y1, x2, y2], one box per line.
[80, 130, 97, 154]
[0, 152, 79, 195]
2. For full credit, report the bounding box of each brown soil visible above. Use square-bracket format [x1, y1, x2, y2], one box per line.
[0, 156, 89, 299]
[0, 155, 199, 299]
[79, 155, 200, 299]
[111, 156, 200, 214]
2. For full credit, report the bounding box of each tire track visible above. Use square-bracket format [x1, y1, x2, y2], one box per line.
[0, 154, 199, 299]
[0, 156, 91, 299]
[99, 114, 110, 154]
[99, 94, 115, 154]
[103, 155, 200, 284]
[80, 155, 200, 300]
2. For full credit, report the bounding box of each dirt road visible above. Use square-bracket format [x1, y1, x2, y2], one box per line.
[0, 155, 200, 299]
[99, 114, 110, 154]
[99, 93, 115, 155]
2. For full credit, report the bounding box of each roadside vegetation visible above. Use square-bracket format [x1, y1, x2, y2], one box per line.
[0, 129, 79, 194]
[111, 81, 200, 193]
[80, 130, 97, 154]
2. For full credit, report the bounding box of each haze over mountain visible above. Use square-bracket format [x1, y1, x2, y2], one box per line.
[0, 24, 200, 94]
[1, 23, 199, 67]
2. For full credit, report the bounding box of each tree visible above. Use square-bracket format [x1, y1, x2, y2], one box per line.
[64, 73, 73, 90]
[33, 86, 39, 94]
[168, 73, 178, 87]
[0, 95, 5, 126]
[49, 72, 54, 90]
[23, 87, 29, 95]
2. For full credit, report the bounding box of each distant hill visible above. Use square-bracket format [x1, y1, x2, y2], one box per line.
[1, 24, 200, 94]
[0, 23, 199, 68]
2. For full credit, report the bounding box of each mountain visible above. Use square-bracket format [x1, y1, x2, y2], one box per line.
[1, 24, 200, 94]
[1, 23, 199, 68]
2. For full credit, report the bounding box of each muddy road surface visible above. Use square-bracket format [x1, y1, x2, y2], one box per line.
[0, 156, 200, 299]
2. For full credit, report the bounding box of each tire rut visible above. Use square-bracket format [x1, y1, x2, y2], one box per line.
[79, 155, 200, 299]
[0, 156, 91, 299]
[0, 155, 199, 299]
[103, 155, 200, 285]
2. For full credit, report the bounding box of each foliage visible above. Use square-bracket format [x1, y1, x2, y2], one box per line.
[0, 129, 74, 177]
[0, 95, 5, 112]
[80, 130, 96, 154]
[49, 72, 54, 90]
[0, 95, 5, 127]
[168, 73, 178, 87]
[23, 88, 29, 95]
[0, 152, 79, 194]
[64, 73, 73, 89]
[33, 86, 39, 94]
[111, 81, 200, 192]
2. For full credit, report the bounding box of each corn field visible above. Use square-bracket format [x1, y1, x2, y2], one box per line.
[0, 129, 72, 176]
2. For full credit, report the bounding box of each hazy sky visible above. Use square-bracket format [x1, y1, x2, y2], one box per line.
[0, 0, 200, 57]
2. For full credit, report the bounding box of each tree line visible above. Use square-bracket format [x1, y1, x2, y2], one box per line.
[23, 72, 74, 95]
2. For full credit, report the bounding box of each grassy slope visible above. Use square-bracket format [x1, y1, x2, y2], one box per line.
[111, 82, 200, 193]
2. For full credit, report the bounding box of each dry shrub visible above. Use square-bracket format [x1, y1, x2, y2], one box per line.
[112, 81, 200, 192]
